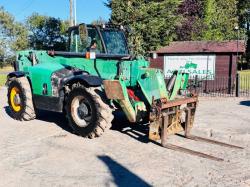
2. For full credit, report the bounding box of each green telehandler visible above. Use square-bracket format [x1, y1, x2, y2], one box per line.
[6, 24, 242, 161]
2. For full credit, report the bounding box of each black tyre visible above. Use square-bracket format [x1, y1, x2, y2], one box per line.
[7, 77, 36, 121]
[65, 84, 113, 138]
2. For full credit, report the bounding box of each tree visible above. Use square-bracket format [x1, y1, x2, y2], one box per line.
[176, 0, 249, 42]
[91, 17, 107, 25]
[237, 0, 250, 66]
[202, 0, 239, 41]
[106, 0, 182, 55]
[176, 0, 206, 41]
[237, 0, 250, 30]
[0, 7, 28, 66]
[27, 13, 69, 51]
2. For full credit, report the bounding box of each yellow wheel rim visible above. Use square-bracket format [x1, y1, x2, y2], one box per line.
[10, 87, 21, 112]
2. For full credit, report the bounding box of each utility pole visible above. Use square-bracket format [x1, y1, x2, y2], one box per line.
[74, 0, 77, 25]
[69, 0, 74, 26]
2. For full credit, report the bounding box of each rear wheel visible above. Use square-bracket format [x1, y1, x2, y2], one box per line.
[7, 77, 36, 120]
[65, 84, 113, 138]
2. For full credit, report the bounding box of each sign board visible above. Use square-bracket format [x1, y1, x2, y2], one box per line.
[164, 55, 216, 80]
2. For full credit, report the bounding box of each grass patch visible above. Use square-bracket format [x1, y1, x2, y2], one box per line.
[0, 74, 6, 87]
[238, 70, 250, 90]
[239, 70, 250, 76]
[0, 66, 13, 72]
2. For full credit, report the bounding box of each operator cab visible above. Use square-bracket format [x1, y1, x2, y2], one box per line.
[68, 24, 130, 56]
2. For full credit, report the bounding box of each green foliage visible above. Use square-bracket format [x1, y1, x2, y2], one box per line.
[237, 0, 250, 29]
[202, 0, 240, 41]
[0, 62, 3, 68]
[107, 0, 247, 55]
[176, 0, 248, 41]
[106, 0, 182, 55]
[177, 0, 244, 41]
[0, 7, 28, 66]
[176, 0, 206, 41]
[27, 13, 69, 51]
[0, 74, 6, 87]
[91, 17, 107, 25]
[0, 0, 249, 64]
[237, 0, 250, 65]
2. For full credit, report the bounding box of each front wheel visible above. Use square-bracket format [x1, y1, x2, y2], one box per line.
[65, 84, 113, 138]
[7, 77, 36, 121]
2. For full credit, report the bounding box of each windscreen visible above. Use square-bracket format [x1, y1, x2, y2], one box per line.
[100, 29, 129, 55]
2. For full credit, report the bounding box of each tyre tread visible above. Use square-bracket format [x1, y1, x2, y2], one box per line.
[65, 84, 113, 138]
[7, 77, 36, 121]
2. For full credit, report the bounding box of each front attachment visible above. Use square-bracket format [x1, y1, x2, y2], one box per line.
[149, 95, 243, 162]
[149, 96, 198, 143]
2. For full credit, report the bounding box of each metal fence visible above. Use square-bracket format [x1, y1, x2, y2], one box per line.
[239, 74, 250, 97]
[165, 73, 250, 97]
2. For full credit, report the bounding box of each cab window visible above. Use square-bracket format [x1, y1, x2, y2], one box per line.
[69, 26, 104, 53]
[70, 29, 80, 52]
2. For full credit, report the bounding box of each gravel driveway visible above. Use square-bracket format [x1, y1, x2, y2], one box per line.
[0, 86, 250, 187]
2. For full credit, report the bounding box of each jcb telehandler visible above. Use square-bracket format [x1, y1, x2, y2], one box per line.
[6, 24, 242, 161]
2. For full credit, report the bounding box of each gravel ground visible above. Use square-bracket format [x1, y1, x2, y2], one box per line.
[0, 86, 250, 187]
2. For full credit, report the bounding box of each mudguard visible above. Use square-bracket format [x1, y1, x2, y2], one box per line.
[61, 74, 103, 88]
[7, 71, 25, 79]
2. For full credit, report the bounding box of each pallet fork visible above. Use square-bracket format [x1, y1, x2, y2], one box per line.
[149, 95, 243, 161]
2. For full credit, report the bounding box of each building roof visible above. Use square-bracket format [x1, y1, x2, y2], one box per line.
[156, 40, 246, 54]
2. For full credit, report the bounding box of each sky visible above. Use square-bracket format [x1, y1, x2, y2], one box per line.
[0, 0, 111, 23]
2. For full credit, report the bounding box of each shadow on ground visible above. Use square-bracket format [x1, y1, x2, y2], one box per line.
[239, 100, 250, 107]
[4, 106, 150, 144]
[35, 109, 74, 133]
[111, 111, 150, 144]
[4, 106, 11, 116]
[98, 155, 152, 187]
[4, 106, 74, 134]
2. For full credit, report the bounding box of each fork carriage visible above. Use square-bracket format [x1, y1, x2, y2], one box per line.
[149, 95, 198, 142]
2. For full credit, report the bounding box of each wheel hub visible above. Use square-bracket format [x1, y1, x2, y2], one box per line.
[14, 94, 21, 105]
[77, 102, 89, 119]
[10, 87, 22, 112]
[71, 96, 92, 128]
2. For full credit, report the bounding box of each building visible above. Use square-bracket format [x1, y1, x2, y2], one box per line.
[150, 40, 246, 94]
[150, 40, 246, 80]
